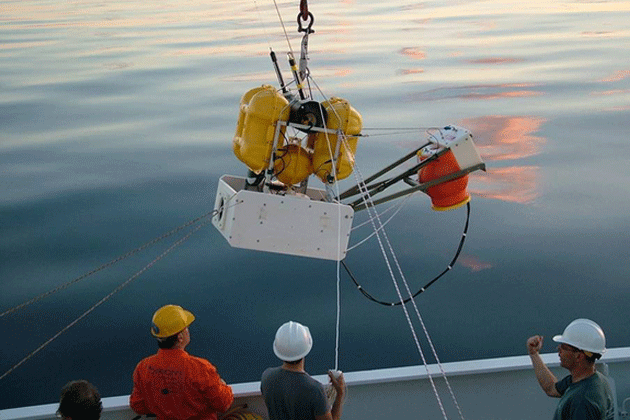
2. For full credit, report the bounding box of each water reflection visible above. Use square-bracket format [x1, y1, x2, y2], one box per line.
[407, 83, 543, 102]
[599, 70, 630, 82]
[471, 166, 539, 204]
[458, 255, 493, 272]
[462, 115, 546, 162]
[460, 115, 546, 204]
[399, 47, 426, 60]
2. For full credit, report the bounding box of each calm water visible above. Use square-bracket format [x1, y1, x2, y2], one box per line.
[2, 0, 630, 412]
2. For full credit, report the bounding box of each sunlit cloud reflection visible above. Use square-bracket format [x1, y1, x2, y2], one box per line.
[461, 115, 546, 162]
[407, 83, 542, 102]
[469, 166, 539, 204]
[599, 70, 630, 82]
[459, 115, 546, 204]
[400, 47, 426, 60]
[458, 255, 493, 272]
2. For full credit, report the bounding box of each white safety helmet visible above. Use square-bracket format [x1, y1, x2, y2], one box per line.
[553, 318, 606, 355]
[273, 321, 313, 362]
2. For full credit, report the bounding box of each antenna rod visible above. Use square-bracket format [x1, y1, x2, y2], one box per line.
[270, 50, 288, 93]
[288, 52, 306, 100]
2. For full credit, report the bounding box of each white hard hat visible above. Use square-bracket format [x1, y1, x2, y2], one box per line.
[553, 318, 606, 355]
[273, 321, 313, 362]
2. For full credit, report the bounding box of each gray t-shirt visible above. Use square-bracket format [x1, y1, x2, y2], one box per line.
[553, 371, 614, 420]
[261, 367, 328, 420]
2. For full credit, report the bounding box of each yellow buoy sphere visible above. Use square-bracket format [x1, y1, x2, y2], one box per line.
[234, 85, 290, 173]
[312, 97, 362, 183]
[233, 85, 270, 161]
[274, 144, 313, 185]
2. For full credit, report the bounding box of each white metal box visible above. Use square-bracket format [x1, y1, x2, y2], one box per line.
[212, 175, 354, 261]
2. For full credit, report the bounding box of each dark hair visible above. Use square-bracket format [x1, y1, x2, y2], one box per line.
[58, 380, 102, 420]
[157, 333, 179, 349]
[284, 358, 303, 365]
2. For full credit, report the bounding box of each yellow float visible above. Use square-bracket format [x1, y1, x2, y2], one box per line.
[312, 97, 362, 183]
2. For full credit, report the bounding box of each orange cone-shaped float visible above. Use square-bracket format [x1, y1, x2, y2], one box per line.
[418, 150, 470, 211]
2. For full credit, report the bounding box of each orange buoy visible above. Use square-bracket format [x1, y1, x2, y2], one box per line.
[418, 150, 470, 211]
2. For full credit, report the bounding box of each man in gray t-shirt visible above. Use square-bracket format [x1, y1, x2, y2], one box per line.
[261, 321, 346, 420]
[527, 319, 614, 420]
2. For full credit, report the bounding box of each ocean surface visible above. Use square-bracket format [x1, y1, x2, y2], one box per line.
[2, 0, 630, 412]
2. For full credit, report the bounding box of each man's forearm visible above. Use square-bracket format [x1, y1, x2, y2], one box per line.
[529, 353, 558, 397]
[331, 391, 345, 420]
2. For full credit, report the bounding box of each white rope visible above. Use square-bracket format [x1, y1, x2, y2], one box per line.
[350, 167, 450, 420]
[347, 194, 411, 252]
[355, 167, 464, 418]
[271, 0, 295, 57]
[318, 103, 343, 373]
[338, 120, 464, 417]
[296, 59, 463, 417]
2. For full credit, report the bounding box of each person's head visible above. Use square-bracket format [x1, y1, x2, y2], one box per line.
[273, 321, 313, 362]
[151, 305, 195, 349]
[553, 318, 606, 367]
[58, 380, 102, 420]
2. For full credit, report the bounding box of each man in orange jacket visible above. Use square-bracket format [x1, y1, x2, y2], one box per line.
[130, 305, 234, 420]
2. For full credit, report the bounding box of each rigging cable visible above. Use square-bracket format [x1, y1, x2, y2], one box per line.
[343, 201, 470, 306]
[0, 209, 218, 318]
[0, 218, 213, 382]
[349, 165, 451, 419]
[270, 5, 462, 415]
[317, 91, 343, 373]
[347, 194, 412, 252]
[344, 130, 466, 418]
[271, 0, 296, 57]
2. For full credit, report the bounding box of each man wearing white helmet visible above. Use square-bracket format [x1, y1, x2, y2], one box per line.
[527, 318, 614, 420]
[130, 305, 234, 420]
[261, 321, 346, 420]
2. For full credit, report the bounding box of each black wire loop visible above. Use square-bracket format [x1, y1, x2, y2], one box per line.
[343, 201, 471, 306]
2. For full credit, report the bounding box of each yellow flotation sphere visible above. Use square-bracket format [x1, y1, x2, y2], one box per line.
[312, 97, 362, 183]
[274, 144, 313, 185]
[233, 85, 269, 161]
[234, 85, 290, 173]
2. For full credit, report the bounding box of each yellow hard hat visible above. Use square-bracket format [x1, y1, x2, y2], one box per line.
[151, 305, 195, 338]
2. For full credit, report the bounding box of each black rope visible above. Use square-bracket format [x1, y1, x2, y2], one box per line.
[342, 201, 471, 306]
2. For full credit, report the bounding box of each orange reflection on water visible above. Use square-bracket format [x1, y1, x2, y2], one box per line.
[398, 68, 425, 75]
[461, 115, 546, 162]
[462, 90, 542, 100]
[459, 115, 546, 204]
[458, 255, 493, 272]
[407, 83, 542, 102]
[400, 47, 426, 60]
[470, 166, 539, 204]
[591, 89, 630, 96]
[599, 70, 630, 82]
[466, 58, 521, 65]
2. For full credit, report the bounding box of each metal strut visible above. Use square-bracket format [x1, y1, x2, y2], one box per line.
[337, 145, 486, 212]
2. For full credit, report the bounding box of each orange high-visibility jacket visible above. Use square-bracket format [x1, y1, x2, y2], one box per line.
[130, 349, 234, 420]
